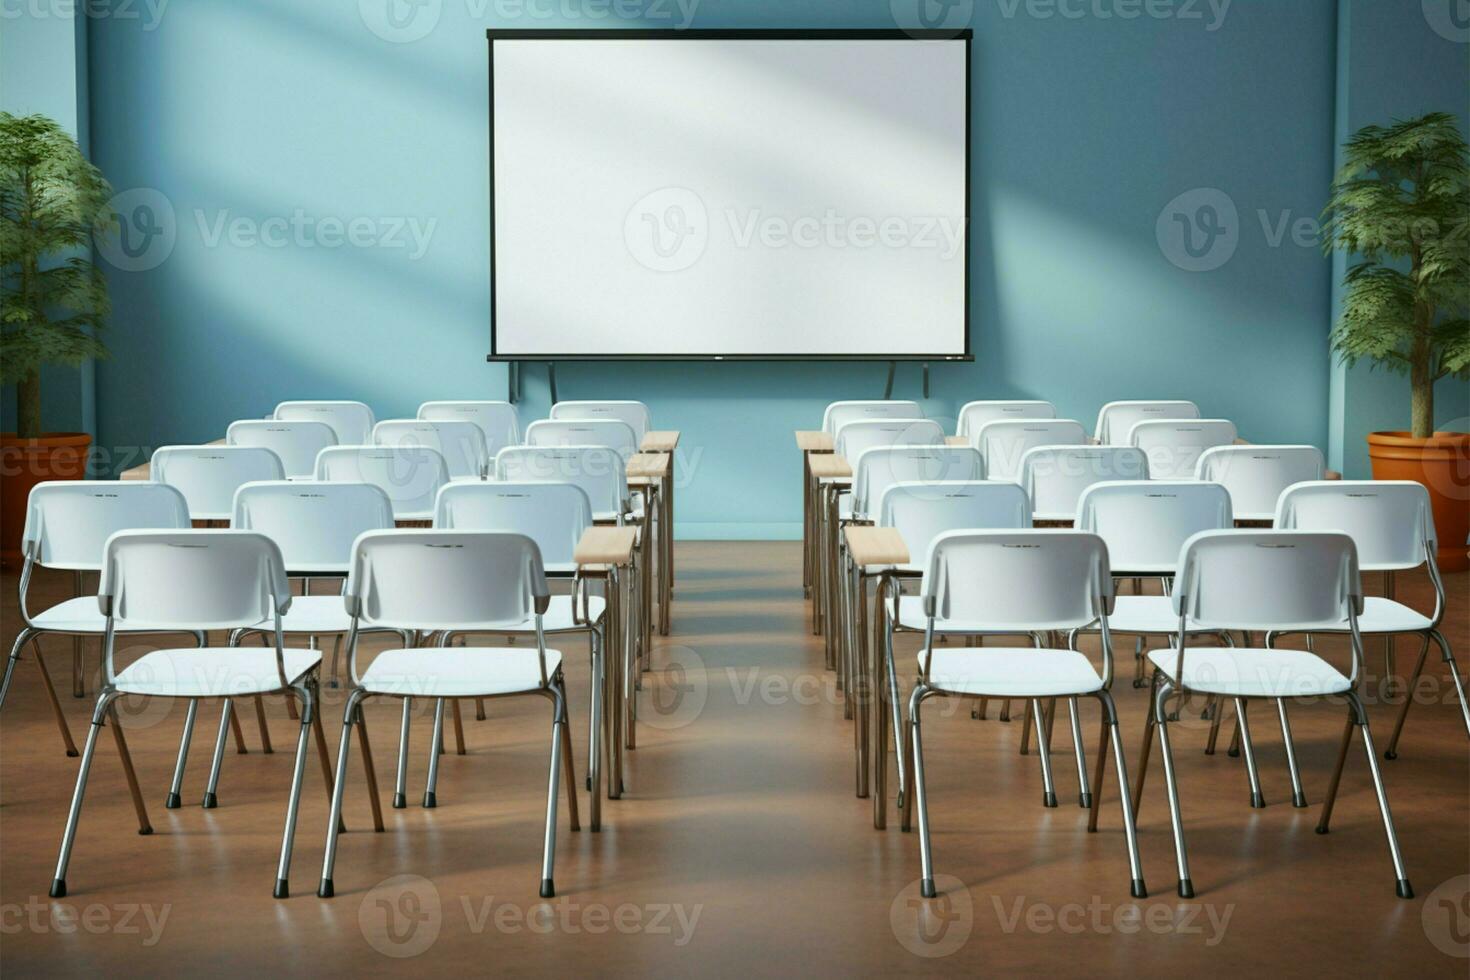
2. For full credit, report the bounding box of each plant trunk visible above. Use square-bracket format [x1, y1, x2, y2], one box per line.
[1409, 371, 1434, 440]
[16, 371, 42, 440]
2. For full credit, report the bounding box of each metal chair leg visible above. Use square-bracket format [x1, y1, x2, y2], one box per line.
[1384, 635, 1430, 759]
[1088, 708, 1109, 833]
[1348, 692, 1412, 898]
[1032, 699, 1058, 807]
[273, 686, 315, 899]
[167, 698, 199, 808]
[908, 685, 939, 898]
[1020, 698, 1033, 755]
[393, 696, 412, 808]
[1432, 629, 1470, 740]
[317, 691, 365, 898]
[423, 698, 446, 808]
[1315, 709, 1356, 835]
[229, 701, 248, 755]
[1131, 672, 1159, 822]
[476, 698, 487, 721]
[1204, 695, 1225, 755]
[1096, 691, 1146, 897]
[310, 691, 345, 834]
[28, 636, 79, 756]
[1153, 682, 1194, 898]
[108, 705, 153, 836]
[253, 695, 273, 753]
[1234, 698, 1265, 808]
[51, 692, 122, 897]
[1068, 697, 1090, 808]
[452, 699, 467, 755]
[0, 627, 28, 711]
[204, 699, 233, 808]
[539, 686, 567, 899]
[1276, 699, 1306, 807]
[354, 704, 385, 833]
[557, 681, 581, 833]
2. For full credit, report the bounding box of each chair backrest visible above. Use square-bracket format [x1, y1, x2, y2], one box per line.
[373, 419, 490, 480]
[494, 446, 627, 520]
[524, 418, 639, 460]
[226, 419, 337, 479]
[313, 446, 449, 521]
[822, 400, 923, 436]
[22, 481, 190, 570]
[273, 400, 375, 445]
[1094, 400, 1200, 444]
[434, 481, 593, 570]
[99, 529, 290, 629]
[549, 401, 651, 445]
[418, 401, 521, 455]
[1275, 480, 1436, 571]
[955, 400, 1055, 439]
[878, 480, 1030, 569]
[1173, 530, 1360, 631]
[851, 445, 984, 519]
[152, 445, 286, 521]
[833, 419, 945, 462]
[232, 481, 395, 574]
[974, 419, 1088, 482]
[1128, 419, 1238, 480]
[345, 530, 549, 631]
[1020, 445, 1149, 521]
[920, 530, 1113, 631]
[1194, 445, 1325, 521]
[1076, 480, 1232, 574]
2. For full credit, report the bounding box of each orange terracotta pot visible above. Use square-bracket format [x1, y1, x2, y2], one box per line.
[1366, 431, 1470, 573]
[0, 432, 91, 569]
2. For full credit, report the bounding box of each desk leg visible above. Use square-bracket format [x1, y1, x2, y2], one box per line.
[853, 566, 869, 799]
[665, 466, 675, 590]
[627, 555, 639, 752]
[802, 451, 812, 601]
[641, 504, 653, 677]
[660, 474, 672, 636]
[872, 576, 889, 829]
[607, 568, 623, 799]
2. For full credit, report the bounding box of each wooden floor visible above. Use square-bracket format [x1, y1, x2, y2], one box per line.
[1, 542, 1467, 976]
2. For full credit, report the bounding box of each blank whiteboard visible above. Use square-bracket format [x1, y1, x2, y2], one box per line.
[488, 31, 971, 360]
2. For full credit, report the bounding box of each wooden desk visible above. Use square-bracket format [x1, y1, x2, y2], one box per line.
[574, 526, 637, 806]
[639, 431, 679, 453]
[120, 438, 226, 480]
[807, 454, 852, 480]
[795, 431, 835, 625]
[944, 435, 969, 447]
[636, 434, 680, 613]
[810, 452, 853, 670]
[627, 452, 673, 638]
[795, 430, 834, 453]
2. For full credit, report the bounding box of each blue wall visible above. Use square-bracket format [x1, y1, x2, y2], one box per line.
[60, 1, 1462, 534]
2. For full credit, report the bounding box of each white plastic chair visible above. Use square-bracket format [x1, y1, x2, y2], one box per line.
[550, 400, 651, 446]
[973, 419, 1087, 482]
[495, 446, 630, 523]
[1, 482, 197, 759]
[956, 400, 1055, 440]
[1194, 445, 1324, 521]
[1020, 445, 1149, 522]
[904, 529, 1145, 901]
[273, 400, 375, 445]
[1276, 481, 1466, 757]
[834, 418, 944, 462]
[226, 420, 337, 480]
[1135, 529, 1412, 901]
[418, 400, 520, 456]
[152, 445, 285, 521]
[822, 400, 922, 435]
[317, 530, 586, 900]
[374, 419, 490, 481]
[1094, 400, 1200, 445]
[314, 445, 449, 522]
[50, 529, 329, 900]
[849, 445, 984, 522]
[525, 418, 639, 461]
[1128, 419, 1237, 480]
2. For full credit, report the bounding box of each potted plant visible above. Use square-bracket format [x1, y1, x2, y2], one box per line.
[1323, 111, 1470, 571]
[0, 113, 114, 567]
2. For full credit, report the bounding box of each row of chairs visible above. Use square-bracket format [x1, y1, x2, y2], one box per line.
[828, 397, 1207, 446]
[867, 478, 1460, 900]
[5, 478, 619, 901]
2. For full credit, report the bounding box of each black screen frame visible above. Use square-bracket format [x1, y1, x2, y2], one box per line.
[485, 28, 974, 363]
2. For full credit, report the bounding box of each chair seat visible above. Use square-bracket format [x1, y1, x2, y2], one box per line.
[1106, 596, 1218, 636]
[920, 647, 1104, 697]
[28, 597, 187, 635]
[1147, 647, 1349, 697]
[360, 648, 564, 698]
[272, 594, 355, 634]
[114, 647, 322, 697]
[1354, 597, 1433, 634]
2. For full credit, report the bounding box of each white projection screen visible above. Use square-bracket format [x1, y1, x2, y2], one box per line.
[488, 30, 971, 360]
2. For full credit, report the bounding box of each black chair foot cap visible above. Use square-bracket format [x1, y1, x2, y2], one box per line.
[49, 879, 66, 899]
[1315, 824, 1330, 835]
[1396, 879, 1414, 900]
[1250, 791, 1265, 809]
[1203, 747, 1215, 756]
[273, 879, 289, 899]
[1043, 791, 1057, 808]
[1384, 750, 1397, 760]
[165, 792, 181, 809]
[1130, 879, 1147, 899]
[1227, 748, 1240, 758]
[539, 879, 555, 899]
[585, 777, 591, 791]
[203, 792, 218, 809]
[1291, 792, 1307, 809]
[318, 879, 334, 899]
[1079, 793, 1092, 808]
[392, 793, 406, 809]
[138, 826, 153, 836]
[66, 749, 78, 758]
[920, 878, 937, 899]
[422, 792, 437, 809]
[1177, 879, 1195, 899]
